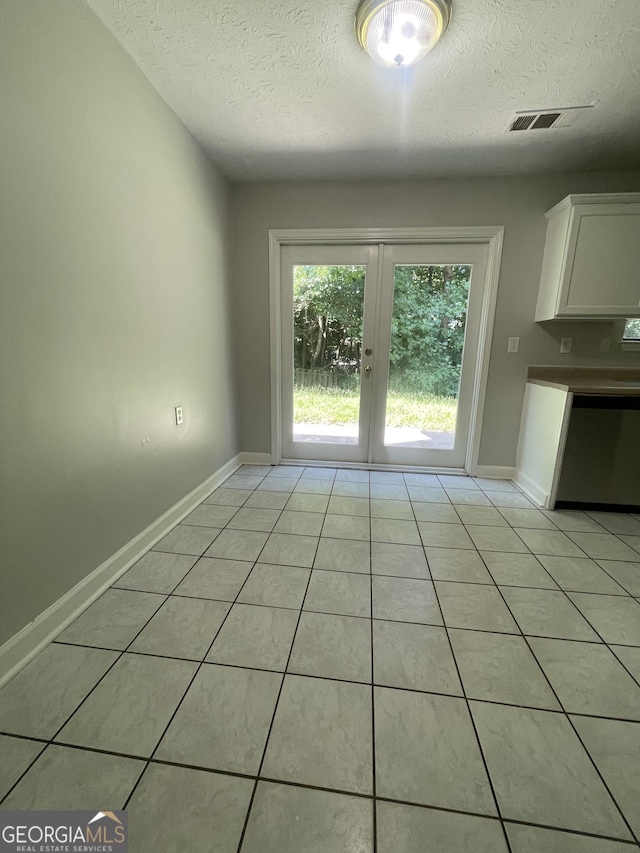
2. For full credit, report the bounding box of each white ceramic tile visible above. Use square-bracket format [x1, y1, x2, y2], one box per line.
[259, 532, 319, 567]
[57, 589, 165, 650]
[127, 763, 253, 853]
[371, 542, 429, 579]
[454, 505, 506, 526]
[513, 528, 585, 558]
[313, 537, 371, 574]
[327, 496, 371, 517]
[182, 504, 238, 527]
[449, 629, 560, 710]
[425, 547, 494, 583]
[438, 475, 479, 490]
[262, 675, 373, 794]
[114, 552, 197, 594]
[0, 736, 46, 800]
[294, 478, 333, 495]
[566, 532, 640, 561]
[268, 465, 303, 478]
[373, 620, 461, 695]
[241, 782, 373, 853]
[207, 603, 298, 671]
[418, 521, 475, 549]
[226, 507, 281, 532]
[585, 512, 640, 536]
[237, 563, 311, 609]
[466, 526, 530, 553]
[370, 498, 414, 520]
[128, 596, 231, 660]
[375, 688, 496, 814]
[244, 490, 290, 510]
[372, 517, 421, 546]
[204, 529, 269, 561]
[445, 489, 491, 506]
[331, 481, 370, 498]
[596, 559, 640, 596]
[55, 653, 197, 757]
[258, 476, 299, 492]
[304, 570, 371, 617]
[153, 524, 221, 556]
[289, 611, 372, 682]
[372, 576, 442, 625]
[173, 556, 252, 601]
[371, 484, 410, 501]
[0, 644, 118, 738]
[403, 473, 441, 487]
[473, 478, 518, 492]
[203, 488, 252, 507]
[537, 555, 628, 595]
[500, 587, 601, 641]
[335, 468, 370, 482]
[529, 637, 640, 720]
[371, 471, 404, 484]
[436, 582, 519, 633]
[274, 510, 324, 536]
[497, 508, 558, 529]
[411, 502, 460, 523]
[540, 510, 607, 533]
[322, 513, 370, 541]
[1, 744, 143, 810]
[567, 593, 640, 645]
[506, 823, 634, 852]
[156, 664, 282, 774]
[471, 702, 631, 839]
[611, 645, 640, 681]
[285, 492, 330, 512]
[409, 486, 451, 503]
[377, 802, 508, 853]
[480, 552, 558, 589]
[571, 715, 640, 839]
[303, 466, 336, 479]
[487, 492, 535, 509]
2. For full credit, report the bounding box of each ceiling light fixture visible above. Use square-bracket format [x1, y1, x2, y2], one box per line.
[356, 0, 451, 69]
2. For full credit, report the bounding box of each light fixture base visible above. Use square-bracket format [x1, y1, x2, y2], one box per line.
[356, 0, 452, 69]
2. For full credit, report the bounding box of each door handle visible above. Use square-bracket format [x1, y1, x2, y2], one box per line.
[364, 365, 372, 375]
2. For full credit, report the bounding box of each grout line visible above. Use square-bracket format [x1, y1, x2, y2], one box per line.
[234, 530, 319, 853]
[428, 561, 515, 853]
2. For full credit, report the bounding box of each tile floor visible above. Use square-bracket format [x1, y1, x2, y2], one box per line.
[1, 464, 640, 852]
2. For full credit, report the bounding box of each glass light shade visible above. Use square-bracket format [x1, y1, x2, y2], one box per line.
[356, 0, 451, 69]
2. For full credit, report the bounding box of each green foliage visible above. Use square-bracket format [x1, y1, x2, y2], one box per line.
[293, 263, 470, 397]
[623, 318, 640, 340]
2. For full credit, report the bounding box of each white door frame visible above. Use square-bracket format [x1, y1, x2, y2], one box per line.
[268, 226, 505, 474]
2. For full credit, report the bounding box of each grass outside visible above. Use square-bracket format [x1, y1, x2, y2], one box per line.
[294, 386, 458, 433]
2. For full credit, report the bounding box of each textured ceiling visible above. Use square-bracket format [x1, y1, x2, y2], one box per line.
[86, 0, 640, 181]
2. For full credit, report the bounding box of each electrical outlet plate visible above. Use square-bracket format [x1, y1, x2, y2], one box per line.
[508, 337, 520, 353]
[175, 406, 183, 425]
[560, 337, 573, 354]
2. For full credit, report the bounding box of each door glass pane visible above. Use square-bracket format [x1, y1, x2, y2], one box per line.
[293, 264, 366, 445]
[384, 264, 472, 449]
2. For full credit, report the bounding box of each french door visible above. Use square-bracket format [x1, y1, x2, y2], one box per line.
[280, 241, 489, 468]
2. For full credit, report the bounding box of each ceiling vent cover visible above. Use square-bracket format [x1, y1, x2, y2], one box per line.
[506, 105, 593, 132]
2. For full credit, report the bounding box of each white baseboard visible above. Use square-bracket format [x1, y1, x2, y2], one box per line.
[238, 452, 272, 466]
[0, 453, 244, 689]
[471, 465, 517, 480]
[514, 470, 548, 508]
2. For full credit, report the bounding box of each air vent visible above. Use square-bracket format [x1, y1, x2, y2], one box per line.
[506, 105, 593, 133]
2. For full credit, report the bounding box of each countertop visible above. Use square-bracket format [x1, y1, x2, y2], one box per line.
[527, 366, 640, 396]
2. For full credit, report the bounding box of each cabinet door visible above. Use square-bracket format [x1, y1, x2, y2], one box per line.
[561, 204, 640, 317]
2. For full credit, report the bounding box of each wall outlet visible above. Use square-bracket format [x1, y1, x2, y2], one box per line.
[560, 337, 573, 354]
[508, 336, 520, 353]
[175, 406, 183, 425]
[599, 338, 612, 353]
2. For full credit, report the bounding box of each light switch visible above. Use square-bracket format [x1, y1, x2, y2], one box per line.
[508, 337, 520, 353]
[560, 337, 573, 354]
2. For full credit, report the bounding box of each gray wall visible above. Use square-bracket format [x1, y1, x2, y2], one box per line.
[0, 1, 237, 644]
[232, 174, 640, 464]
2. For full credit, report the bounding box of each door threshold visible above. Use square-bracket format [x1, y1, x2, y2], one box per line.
[279, 458, 468, 476]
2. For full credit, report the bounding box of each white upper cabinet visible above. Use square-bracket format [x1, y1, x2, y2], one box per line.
[535, 193, 640, 321]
